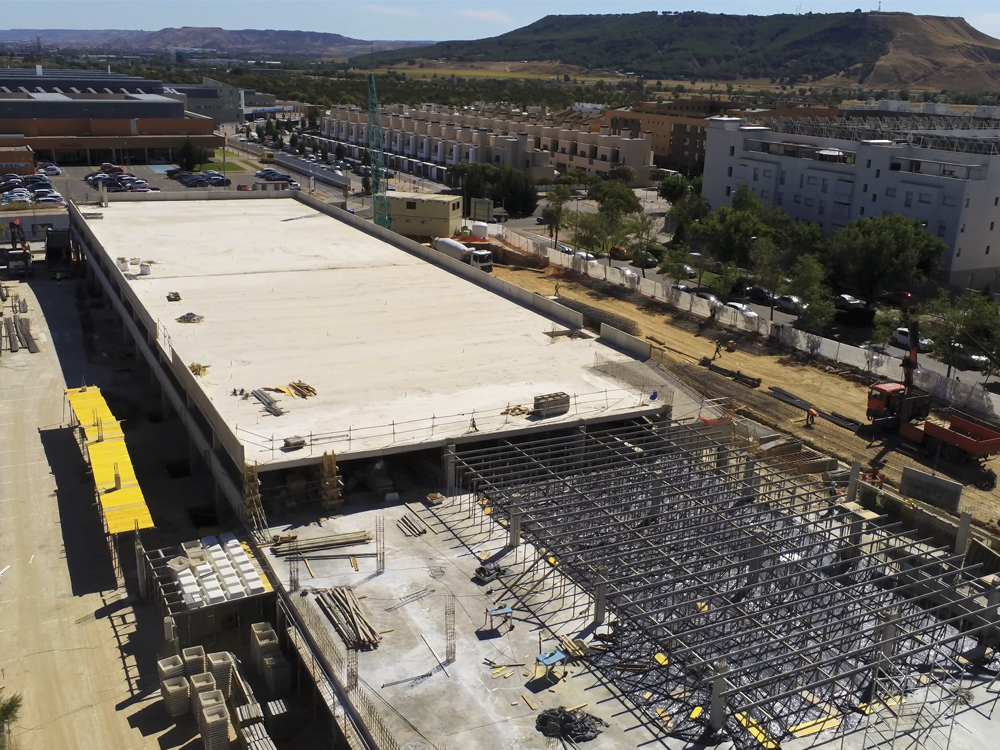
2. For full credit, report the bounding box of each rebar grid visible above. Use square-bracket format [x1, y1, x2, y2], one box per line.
[454, 420, 994, 750]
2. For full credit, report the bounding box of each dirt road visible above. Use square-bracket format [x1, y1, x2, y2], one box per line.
[0, 281, 166, 750]
[495, 266, 1000, 533]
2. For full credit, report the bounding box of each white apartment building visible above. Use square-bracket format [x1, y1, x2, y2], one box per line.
[305, 103, 653, 185]
[703, 117, 1000, 291]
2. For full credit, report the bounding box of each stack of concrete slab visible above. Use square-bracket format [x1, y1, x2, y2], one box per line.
[235, 702, 263, 728]
[200, 703, 231, 750]
[168, 535, 267, 609]
[250, 623, 280, 675]
[207, 651, 235, 699]
[221, 533, 268, 596]
[239, 721, 278, 750]
[263, 699, 292, 740]
[160, 675, 190, 718]
[197, 689, 226, 735]
[262, 654, 292, 696]
[182, 645, 207, 676]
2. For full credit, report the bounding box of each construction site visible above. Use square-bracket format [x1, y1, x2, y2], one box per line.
[1, 183, 1000, 750]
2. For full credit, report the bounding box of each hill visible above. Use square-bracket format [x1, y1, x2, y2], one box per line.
[354, 11, 1000, 91]
[0, 27, 432, 58]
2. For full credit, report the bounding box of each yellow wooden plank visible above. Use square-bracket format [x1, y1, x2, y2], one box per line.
[690, 706, 703, 719]
[654, 653, 669, 666]
[696, 601, 709, 612]
[789, 716, 841, 737]
[735, 712, 780, 749]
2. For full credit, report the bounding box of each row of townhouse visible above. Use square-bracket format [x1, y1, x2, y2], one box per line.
[703, 116, 1000, 292]
[306, 103, 653, 185]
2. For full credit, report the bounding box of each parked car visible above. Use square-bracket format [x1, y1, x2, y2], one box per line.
[631, 251, 659, 269]
[747, 286, 775, 304]
[574, 251, 597, 262]
[672, 283, 693, 294]
[237, 184, 251, 191]
[726, 301, 759, 319]
[556, 244, 574, 256]
[776, 295, 805, 314]
[696, 291, 722, 307]
[834, 294, 866, 311]
[948, 343, 989, 371]
[882, 291, 913, 307]
[892, 327, 933, 352]
[39, 165, 61, 175]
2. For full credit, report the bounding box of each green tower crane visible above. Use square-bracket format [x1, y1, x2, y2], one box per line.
[366, 72, 391, 230]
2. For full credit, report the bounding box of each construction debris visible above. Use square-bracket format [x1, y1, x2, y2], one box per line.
[535, 707, 608, 742]
[384, 588, 434, 611]
[271, 531, 370, 556]
[396, 513, 427, 537]
[176, 312, 204, 324]
[189, 362, 210, 377]
[502, 404, 532, 417]
[317, 588, 382, 650]
[289, 380, 317, 398]
[252, 389, 286, 417]
[166, 291, 181, 302]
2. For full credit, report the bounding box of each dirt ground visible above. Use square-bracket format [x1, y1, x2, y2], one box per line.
[494, 266, 1000, 536]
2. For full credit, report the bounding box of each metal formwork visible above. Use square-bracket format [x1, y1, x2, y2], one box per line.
[452, 420, 997, 750]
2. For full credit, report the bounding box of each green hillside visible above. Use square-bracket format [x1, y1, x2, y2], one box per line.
[354, 11, 893, 81]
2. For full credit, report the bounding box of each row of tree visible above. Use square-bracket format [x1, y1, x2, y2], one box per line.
[448, 162, 540, 216]
[658, 179, 1000, 376]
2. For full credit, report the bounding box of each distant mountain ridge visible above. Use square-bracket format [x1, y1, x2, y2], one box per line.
[0, 27, 432, 58]
[355, 11, 1000, 92]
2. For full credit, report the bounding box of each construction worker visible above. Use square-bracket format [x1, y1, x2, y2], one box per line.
[805, 408, 818, 428]
[714, 340, 722, 359]
[554, 281, 560, 297]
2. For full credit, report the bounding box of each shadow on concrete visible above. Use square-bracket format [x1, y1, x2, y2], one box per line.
[27, 277, 105, 388]
[39, 425, 118, 596]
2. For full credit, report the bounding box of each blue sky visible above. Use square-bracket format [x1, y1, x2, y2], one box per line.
[6, 1, 1000, 42]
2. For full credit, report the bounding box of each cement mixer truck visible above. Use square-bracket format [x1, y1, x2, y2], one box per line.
[432, 237, 493, 272]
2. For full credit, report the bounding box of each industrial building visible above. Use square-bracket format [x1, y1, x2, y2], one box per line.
[50, 191, 1000, 750]
[703, 115, 1000, 291]
[385, 191, 463, 238]
[163, 77, 279, 125]
[312, 103, 653, 184]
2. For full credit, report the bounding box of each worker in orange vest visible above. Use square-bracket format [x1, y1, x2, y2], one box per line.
[805, 408, 818, 427]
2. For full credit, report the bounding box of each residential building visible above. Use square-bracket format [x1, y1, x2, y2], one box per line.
[386, 192, 463, 239]
[310, 103, 652, 185]
[703, 116, 1000, 291]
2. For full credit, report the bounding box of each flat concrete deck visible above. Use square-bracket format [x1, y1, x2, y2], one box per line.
[80, 200, 660, 467]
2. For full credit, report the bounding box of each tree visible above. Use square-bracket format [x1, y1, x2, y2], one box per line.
[660, 244, 693, 282]
[489, 167, 538, 216]
[621, 212, 662, 273]
[872, 308, 903, 351]
[289, 133, 299, 149]
[450, 162, 496, 214]
[177, 139, 205, 171]
[568, 211, 614, 255]
[361, 149, 371, 166]
[921, 293, 1000, 377]
[688, 206, 769, 268]
[541, 184, 571, 248]
[320, 146, 329, 163]
[749, 237, 783, 320]
[0, 690, 22, 748]
[658, 173, 690, 203]
[335, 142, 346, 161]
[606, 165, 636, 184]
[827, 215, 946, 306]
[790, 255, 835, 329]
[731, 183, 762, 212]
[361, 175, 371, 195]
[588, 179, 641, 227]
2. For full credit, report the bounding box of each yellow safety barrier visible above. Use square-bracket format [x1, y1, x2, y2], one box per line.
[65, 386, 153, 534]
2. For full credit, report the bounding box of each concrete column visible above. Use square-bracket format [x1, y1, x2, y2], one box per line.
[508, 504, 522, 548]
[134, 536, 148, 600]
[742, 456, 758, 496]
[715, 445, 730, 471]
[846, 461, 861, 503]
[710, 660, 729, 733]
[878, 610, 900, 671]
[594, 574, 607, 625]
[443, 443, 456, 495]
[955, 512, 972, 557]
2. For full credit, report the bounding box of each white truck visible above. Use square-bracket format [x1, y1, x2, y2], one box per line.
[432, 237, 493, 272]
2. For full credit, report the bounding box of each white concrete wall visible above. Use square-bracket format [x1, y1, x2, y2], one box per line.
[599, 323, 652, 361]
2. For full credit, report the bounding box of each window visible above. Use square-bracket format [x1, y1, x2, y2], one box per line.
[761, 190, 771, 200]
[452, 201, 460, 210]
[919, 193, 932, 204]
[875, 169, 880, 178]
[753, 167, 759, 181]
[821, 178, 829, 193]
[961, 224, 966, 233]
[871, 193, 877, 203]
[763, 168, 773, 178]
[863, 183, 868, 193]
[905, 192, 913, 207]
[889, 162, 901, 171]
[938, 222, 947, 237]
[966, 198, 970, 207]
[859, 206, 865, 216]
[995, 197, 998, 206]
[725, 186, 731, 196]
[727, 166, 733, 177]
[943, 196, 957, 207]
[405, 201, 417, 209]
[885, 187, 896, 197]
[807, 176, 817, 186]
[866, 159, 872, 168]
[957, 247, 961, 257]
[780, 171, 786, 185]
[819, 200, 826, 215]
[794, 195, 802, 204]
[804, 197, 816, 207]
[729, 146, 735, 156]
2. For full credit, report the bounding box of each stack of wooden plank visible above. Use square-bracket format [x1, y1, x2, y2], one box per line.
[288, 381, 317, 398]
[271, 531, 370, 557]
[558, 635, 589, 660]
[316, 587, 381, 650]
[396, 513, 427, 537]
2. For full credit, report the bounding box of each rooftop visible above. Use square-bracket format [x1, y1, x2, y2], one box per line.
[79, 197, 659, 470]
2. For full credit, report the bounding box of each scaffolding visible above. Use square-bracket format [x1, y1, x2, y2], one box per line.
[450, 420, 999, 750]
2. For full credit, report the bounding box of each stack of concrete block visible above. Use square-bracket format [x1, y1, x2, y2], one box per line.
[189, 672, 216, 727]
[182, 645, 207, 676]
[207, 651, 235, 699]
[263, 699, 292, 740]
[250, 623, 280, 676]
[235, 702, 263, 728]
[197, 689, 226, 734]
[200, 703, 231, 750]
[262, 654, 292, 696]
[157, 655, 185, 682]
[206, 537, 247, 601]
[222, 534, 267, 596]
[239, 722, 277, 750]
[160, 676, 190, 718]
